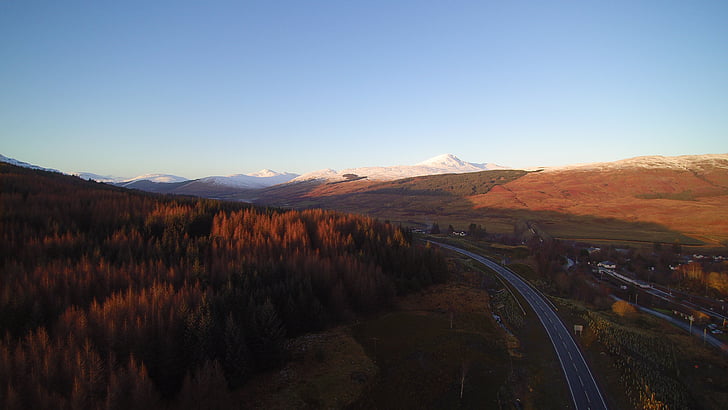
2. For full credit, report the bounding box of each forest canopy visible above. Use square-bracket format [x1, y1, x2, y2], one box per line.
[0, 163, 446, 408]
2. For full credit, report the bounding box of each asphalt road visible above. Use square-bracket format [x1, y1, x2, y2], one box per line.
[431, 241, 608, 410]
[617, 297, 728, 353]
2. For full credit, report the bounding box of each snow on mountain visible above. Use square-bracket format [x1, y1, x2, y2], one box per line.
[75, 172, 126, 183]
[290, 169, 340, 182]
[120, 174, 190, 185]
[293, 154, 509, 182]
[0, 154, 60, 173]
[199, 170, 299, 188]
[544, 154, 728, 173]
[416, 154, 482, 171]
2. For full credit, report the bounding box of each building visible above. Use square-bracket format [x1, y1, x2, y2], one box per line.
[597, 261, 616, 270]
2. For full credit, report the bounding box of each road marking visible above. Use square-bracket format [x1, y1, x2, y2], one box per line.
[432, 242, 608, 410]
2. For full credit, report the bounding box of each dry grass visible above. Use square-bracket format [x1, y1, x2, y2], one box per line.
[251, 166, 728, 247]
[469, 168, 728, 245]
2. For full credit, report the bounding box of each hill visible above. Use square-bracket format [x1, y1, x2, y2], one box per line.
[470, 155, 728, 245]
[248, 154, 728, 247]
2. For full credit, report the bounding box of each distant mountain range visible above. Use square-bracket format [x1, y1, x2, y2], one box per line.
[0, 153, 509, 195]
[0, 154, 60, 173]
[292, 154, 508, 182]
[245, 153, 728, 246]
[3, 152, 728, 244]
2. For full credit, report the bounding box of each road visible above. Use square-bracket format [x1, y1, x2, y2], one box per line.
[639, 305, 728, 352]
[431, 241, 608, 410]
[598, 267, 728, 324]
[609, 295, 728, 353]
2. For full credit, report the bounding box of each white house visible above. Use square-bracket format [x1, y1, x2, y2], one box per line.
[597, 261, 616, 269]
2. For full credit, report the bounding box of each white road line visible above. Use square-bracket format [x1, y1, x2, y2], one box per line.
[432, 242, 608, 410]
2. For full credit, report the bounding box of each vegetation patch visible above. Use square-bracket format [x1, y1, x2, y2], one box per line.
[556, 299, 728, 410]
[350, 311, 508, 409]
[637, 190, 699, 201]
[0, 164, 447, 409]
[235, 329, 376, 409]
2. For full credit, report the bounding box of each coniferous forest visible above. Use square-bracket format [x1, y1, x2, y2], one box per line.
[0, 163, 447, 409]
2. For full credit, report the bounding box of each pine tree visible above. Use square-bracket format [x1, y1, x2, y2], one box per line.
[251, 299, 285, 370]
[222, 314, 250, 388]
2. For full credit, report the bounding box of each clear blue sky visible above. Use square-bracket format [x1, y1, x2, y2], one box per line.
[2, 1, 727, 178]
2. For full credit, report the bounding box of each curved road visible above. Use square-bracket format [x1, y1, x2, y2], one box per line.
[431, 241, 608, 410]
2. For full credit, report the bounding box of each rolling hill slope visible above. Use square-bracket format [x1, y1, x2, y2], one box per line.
[249, 155, 728, 246]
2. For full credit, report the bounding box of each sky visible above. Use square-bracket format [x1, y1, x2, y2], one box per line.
[1, 1, 727, 178]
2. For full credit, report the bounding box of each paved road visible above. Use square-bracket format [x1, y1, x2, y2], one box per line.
[431, 241, 608, 410]
[599, 267, 728, 323]
[609, 296, 728, 353]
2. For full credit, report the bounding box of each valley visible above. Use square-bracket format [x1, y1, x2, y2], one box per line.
[244, 154, 728, 248]
[2, 154, 728, 409]
[5, 2, 728, 408]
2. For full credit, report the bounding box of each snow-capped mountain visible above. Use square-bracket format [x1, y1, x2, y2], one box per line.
[293, 154, 508, 182]
[199, 170, 299, 189]
[119, 174, 190, 186]
[0, 154, 60, 173]
[75, 172, 126, 183]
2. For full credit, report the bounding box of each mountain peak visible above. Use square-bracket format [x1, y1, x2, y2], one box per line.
[248, 169, 283, 178]
[417, 154, 467, 167]
[294, 154, 506, 182]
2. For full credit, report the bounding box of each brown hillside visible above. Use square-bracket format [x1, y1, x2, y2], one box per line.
[469, 166, 728, 244]
[249, 156, 728, 246]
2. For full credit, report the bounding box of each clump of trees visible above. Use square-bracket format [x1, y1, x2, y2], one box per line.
[611, 300, 637, 317]
[674, 262, 728, 296]
[0, 163, 447, 408]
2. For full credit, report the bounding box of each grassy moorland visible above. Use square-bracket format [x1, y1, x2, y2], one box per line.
[250, 165, 727, 248]
[469, 167, 728, 246]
